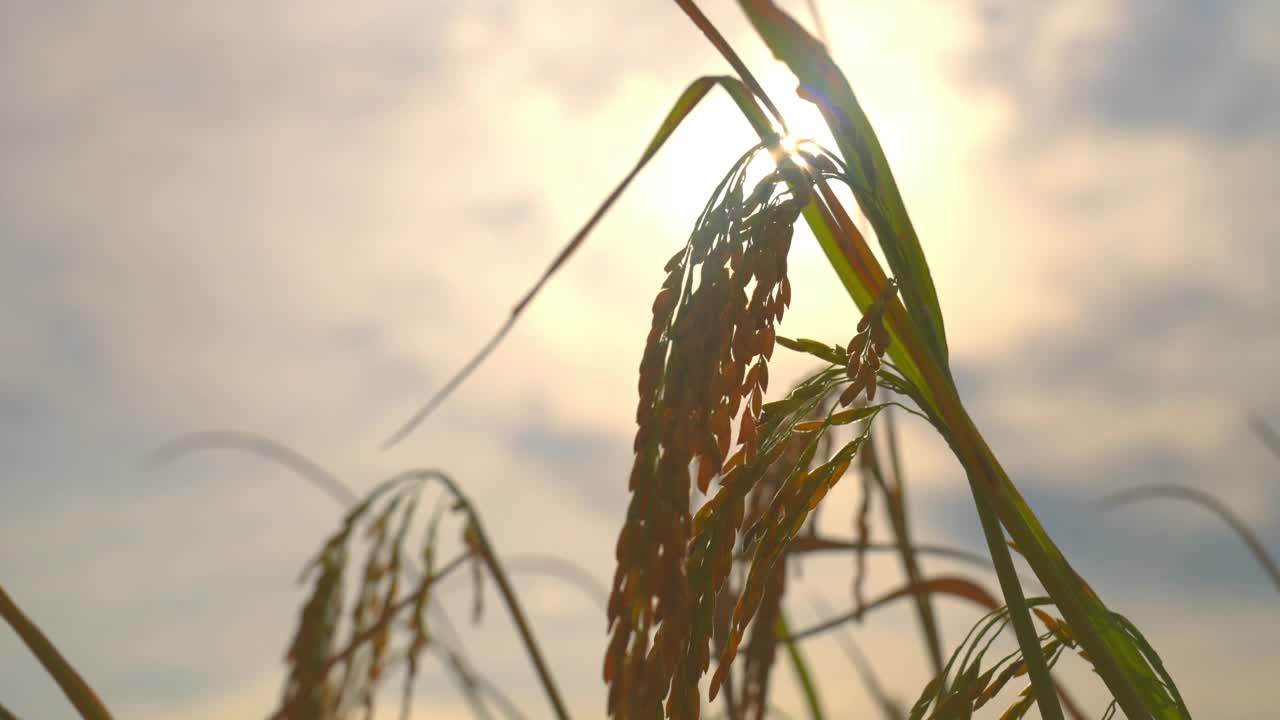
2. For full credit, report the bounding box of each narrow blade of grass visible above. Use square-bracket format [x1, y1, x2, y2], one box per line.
[393, 471, 575, 720]
[673, 0, 785, 131]
[726, 3, 1186, 716]
[784, 575, 998, 644]
[736, 0, 949, 368]
[0, 582, 114, 720]
[776, 612, 825, 720]
[807, 596, 903, 720]
[802, 0, 829, 48]
[783, 535, 993, 571]
[964, 472, 1065, 720]
[148, 429, 359, 505]
[1098, 483, 1280, 592]
[381, 74, 774, 449]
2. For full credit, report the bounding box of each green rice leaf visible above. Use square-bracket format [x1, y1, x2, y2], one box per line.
[727, 5, 1189, 717]
[382, 74, 773, 449]
[777, 612, 826, 720]
[737, 0, 949, 368]
[776, 335, 847, 365]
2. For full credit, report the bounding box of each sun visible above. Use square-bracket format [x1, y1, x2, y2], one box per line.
[635, 63, 883, 248]
[758, 65, 838, 161]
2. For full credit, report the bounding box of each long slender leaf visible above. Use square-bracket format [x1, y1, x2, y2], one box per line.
[1099, 483, 1280, 592]
[149, 429, 358, 506]
[802, 0, 830, 48]
[408, 470, 574, 720]
[784, 575, 998, 644]
[713, 2, 1059, 711]
[783, 536, 992, 571]
[776, 613, 825, 720]
[736, 0, 949, 367]
[383, 74, 773, 449]
[728, 3, 1187, 717]
[0, 582, 113, 720]
[964, 469, 1065, 720]
[807, 597, 903, 720]
[673, 0, 785, 132]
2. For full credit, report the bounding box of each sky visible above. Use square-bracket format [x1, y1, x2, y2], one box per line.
[1, 0, 1278, 718]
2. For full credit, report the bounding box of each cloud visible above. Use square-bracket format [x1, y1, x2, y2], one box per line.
[1, 1, 1277, 718]
[960, 0, 1280, 139]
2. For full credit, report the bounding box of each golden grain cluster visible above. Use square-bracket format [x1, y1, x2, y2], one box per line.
[603, 141, 902, 718]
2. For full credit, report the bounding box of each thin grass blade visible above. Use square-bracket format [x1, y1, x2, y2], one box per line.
[382, 74, 773, 449]
[776, 612, 825, 720]
[785, 576, 998, 643]
[1098, 483, 1280, 592]
[727, 4, 1186, 715]
[807, 596, 903, 720]
[0, 582, 114, 720]
[736, 0, 949, 367]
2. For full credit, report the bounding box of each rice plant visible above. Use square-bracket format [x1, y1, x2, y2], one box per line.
[391, 1, 1192, 716]
[2, 2, 1212, 719]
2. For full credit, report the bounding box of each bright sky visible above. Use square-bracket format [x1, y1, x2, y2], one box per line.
[2, 1, 1278, 718]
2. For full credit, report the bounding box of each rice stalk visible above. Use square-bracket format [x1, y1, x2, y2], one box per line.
[731, 384, 834, 719]
[0, 581, 114, 720]
[154, 430, 520, 718]
[805, 596, 903, 720]
[774, 613, 824, 720]
[381, 72, 775, 451]
[731, 2, 1187, 715]
[153, 433, 567, 719]
[357, 1, 1195, 716]
[270, 551, 472, 720]
[783, 576, 997, 644]
[606, 143, 815, 718]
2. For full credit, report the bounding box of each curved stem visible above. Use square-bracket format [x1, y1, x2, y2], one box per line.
[1099, 483, 1280, 592]
[776, 613, 825, 720]
[966, 472, 1064, 720]
[799, 173, 1178, 717]
[471, 532, 572, 720]
[673, 0, 787, 131]
[781, 535, 995, 571]
[0, 581, 114, 720]
[267, 553, 473, 720]
[400, 470, 573, 720]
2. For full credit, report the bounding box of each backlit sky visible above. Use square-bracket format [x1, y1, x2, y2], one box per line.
[2, 1, 1278, 718]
